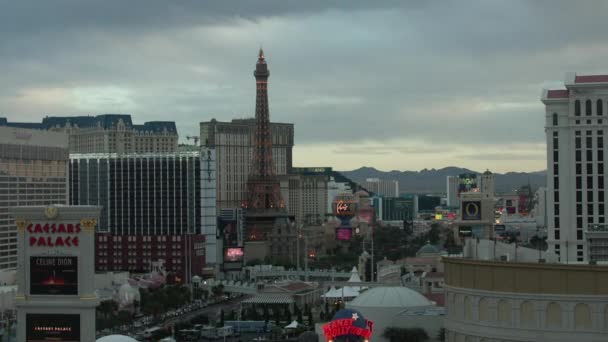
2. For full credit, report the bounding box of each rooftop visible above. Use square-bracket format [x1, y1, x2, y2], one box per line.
[0, 114, 177, 134]
[575, 74, 608, 83]
[349, 286, 434, 308]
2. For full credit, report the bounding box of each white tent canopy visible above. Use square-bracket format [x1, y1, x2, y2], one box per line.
[285, 320, 299, 329]
[322, 286, 339, 298]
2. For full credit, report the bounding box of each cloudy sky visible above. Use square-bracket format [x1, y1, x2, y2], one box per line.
[2, 1, 608, 173]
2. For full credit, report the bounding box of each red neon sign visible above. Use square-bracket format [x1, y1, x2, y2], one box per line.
[27, 223, 81, 247]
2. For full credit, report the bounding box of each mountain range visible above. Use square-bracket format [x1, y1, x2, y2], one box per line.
[339, 166, 546, 194]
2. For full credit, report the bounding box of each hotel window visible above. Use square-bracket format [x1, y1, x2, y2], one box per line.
[577, 230, 583, 241]
[576, 177, 582, 189]
[598, 99, 603, 116]
[599, 151, 604, 162]
[588, 191, 594, 202]
[577, 204, 582, 215]
[576, 163, 582, 175]
[587, 163, 593, 174]
[552, 113, 558, 126]
[576, 137, 581, 149]
[587, 150, 593, 161]
[554, 230, 560, 240]
[586, 99, 592, 115]
[575, 100, 581, 116]
[576, 150, 582, 162]
[577, 217, 583, 228]
[588, 176, 593, 189]
[587, 137, 593, 148]
[601, 191, 606, 202]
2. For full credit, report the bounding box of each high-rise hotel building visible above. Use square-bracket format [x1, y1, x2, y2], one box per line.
[69, 152, 205, 277]
[542, 73, 608, 263]
[1, 114, 178, 154]
[200, 118, 294, 211]
[0, 127, 69, 271]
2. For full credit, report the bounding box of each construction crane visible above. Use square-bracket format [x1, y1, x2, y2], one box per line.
[186, 136, 200, 146]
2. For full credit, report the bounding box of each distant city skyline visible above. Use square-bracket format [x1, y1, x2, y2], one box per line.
[2, 1, 607, 172]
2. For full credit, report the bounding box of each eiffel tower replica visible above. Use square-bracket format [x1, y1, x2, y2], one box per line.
[243, 49, 291, 262]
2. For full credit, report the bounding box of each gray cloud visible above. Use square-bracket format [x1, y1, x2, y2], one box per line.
[1, 0, 607, 171]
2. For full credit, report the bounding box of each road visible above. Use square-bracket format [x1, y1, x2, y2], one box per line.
[163, 297, 246, 327]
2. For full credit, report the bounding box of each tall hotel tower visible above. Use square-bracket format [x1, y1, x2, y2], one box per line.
[542, 73, 608, 263]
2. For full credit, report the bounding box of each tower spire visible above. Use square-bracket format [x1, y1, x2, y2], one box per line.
[245, 49, 284, 213]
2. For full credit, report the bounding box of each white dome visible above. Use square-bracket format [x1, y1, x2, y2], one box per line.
[97, 335, 139, 342]
[349, 287, 432, 308]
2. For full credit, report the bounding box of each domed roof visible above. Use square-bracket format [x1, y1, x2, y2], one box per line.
[417, 243, 440, 256]
[349, 287, 432, 308]
[96, 335, 139, 342]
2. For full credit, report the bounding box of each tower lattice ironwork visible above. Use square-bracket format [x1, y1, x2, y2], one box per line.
[244, 49, 285, 214]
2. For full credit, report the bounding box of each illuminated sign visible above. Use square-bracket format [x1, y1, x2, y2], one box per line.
[224, 248, 244, 263]
[30, 256, 78, 295]
[26, 314, 80, 342]
[462, 201, 481, 221]
[458, 226, 472, 237]
[335, 227, 353, 241]
[323, 309, 373, 341]
[27, 223, 81, 247]
[333, 200, 357, 217]
[435, 214, 443, 220]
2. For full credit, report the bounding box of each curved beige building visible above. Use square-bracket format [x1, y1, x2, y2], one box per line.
[444, 257, 608, 342]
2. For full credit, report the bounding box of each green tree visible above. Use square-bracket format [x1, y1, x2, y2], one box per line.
[263, 305, 270, 323]
[307, 308, 313, 326]
[219, 309, 225, 327]
[211, 284, 225, 299]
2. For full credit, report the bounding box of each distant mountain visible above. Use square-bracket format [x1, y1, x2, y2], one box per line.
[339, 166, 546, 194]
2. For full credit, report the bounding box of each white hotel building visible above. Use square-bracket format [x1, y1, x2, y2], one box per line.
[542, 73, 608, 263]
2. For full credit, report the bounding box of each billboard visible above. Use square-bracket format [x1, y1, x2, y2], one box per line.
[458, 173, 478, 196]
[357, 207, 375, 224]
[224, 247, 244, 263]
[462, 201, 482, 221]
[223, 247, 244, 271]
[335, 227, 353, 241]
[30, 256, 78, 295]
[26, 314, 80, 342]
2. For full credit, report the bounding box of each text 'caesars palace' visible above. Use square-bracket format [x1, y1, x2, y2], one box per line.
[3, 50, 608, 342]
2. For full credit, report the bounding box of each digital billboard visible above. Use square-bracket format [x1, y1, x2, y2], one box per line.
[223, 247, 244, 271]
[224, 247, 244, 263]
[335, 227, 353, 241]
[30, 256, 78, 295]
[462, 201, 482, 221]
[357, 207, 375, 224]
[26, 314, 80, 342]
[458, 173, 478, 196]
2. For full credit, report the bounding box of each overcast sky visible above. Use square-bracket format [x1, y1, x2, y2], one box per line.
[2, 1, 608, 173]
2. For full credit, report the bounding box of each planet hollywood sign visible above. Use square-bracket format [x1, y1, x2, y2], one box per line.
[26, 223, 81, 247]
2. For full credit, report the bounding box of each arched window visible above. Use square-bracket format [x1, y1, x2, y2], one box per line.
[464, 296, 472, 320]
[574, 303, 591, 329]
[553, 113, 558, 126]
[586, 99, 592, 116]
[575, 100, 581, 116]
[520, 301, 536, 328]
[598, 99, 604, 116]
[497, 300, 512, 324]
[479, 298, 490, 321]
[546, 302, 562, 328]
